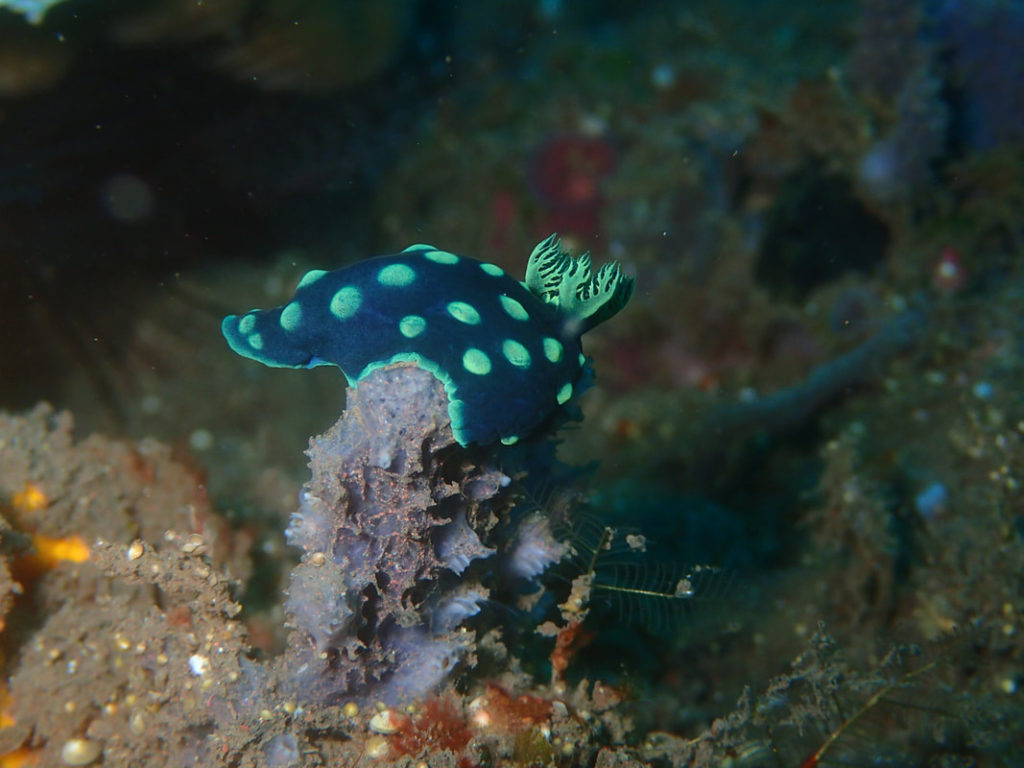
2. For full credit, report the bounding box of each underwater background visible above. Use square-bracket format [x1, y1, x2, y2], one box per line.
[0, 0, 1022, 765]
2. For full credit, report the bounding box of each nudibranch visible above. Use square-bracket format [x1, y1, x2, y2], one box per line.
[222, 235, 633, 446]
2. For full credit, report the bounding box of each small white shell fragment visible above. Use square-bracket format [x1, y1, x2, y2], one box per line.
[364, 735, 390, 759]
[469, 707, 491, 728]
[129, 711, 146, 735]
[188, 654, 209, 676]
[180, 534, 207, 555]
[127, 540, 144, 561]
[61, 737, 102, 765]
[368, 708, 399, 734]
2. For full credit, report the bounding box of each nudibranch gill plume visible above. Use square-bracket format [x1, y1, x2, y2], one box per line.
[222, 235, 633, 446]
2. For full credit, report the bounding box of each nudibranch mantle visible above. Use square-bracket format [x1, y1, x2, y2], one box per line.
[222, 235, 633, 446]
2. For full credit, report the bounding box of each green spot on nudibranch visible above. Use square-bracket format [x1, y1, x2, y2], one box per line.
[480, 263, 504, 277]
[502, 339, 531, 368]
[501, 435, 519, 445]
[280, 302, 303, 331]
[297, 269, 327, 289]
[499, 295, 529, 321]
[543, 337, 563, 363]
[330, 286, 362, 319]
[579, 352, 586, 366]
[248, 333, 263, 350]
[239, 314, 257, 334]
[447, 301, 481, 325]
[399, 315, 427, 338]
[462, 348, 491, 375]
[424, 249, 459, 265]
[557, 382, 573, 405]
[377, 263, 416, 287]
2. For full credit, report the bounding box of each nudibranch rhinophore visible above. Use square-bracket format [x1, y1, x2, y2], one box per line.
[222, 235, 633, 446]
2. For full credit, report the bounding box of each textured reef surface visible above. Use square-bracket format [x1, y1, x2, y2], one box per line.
[0, 366, 632, 766]
[2, 0, 1024, 766]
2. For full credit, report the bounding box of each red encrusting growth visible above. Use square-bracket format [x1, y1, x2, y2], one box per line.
[391, 696, 474, 758]
[474, 684, 552, 732]
[550, 620, 592, 687]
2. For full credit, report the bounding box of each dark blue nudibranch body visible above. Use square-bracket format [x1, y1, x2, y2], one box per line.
[222, 237, 632, 446]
